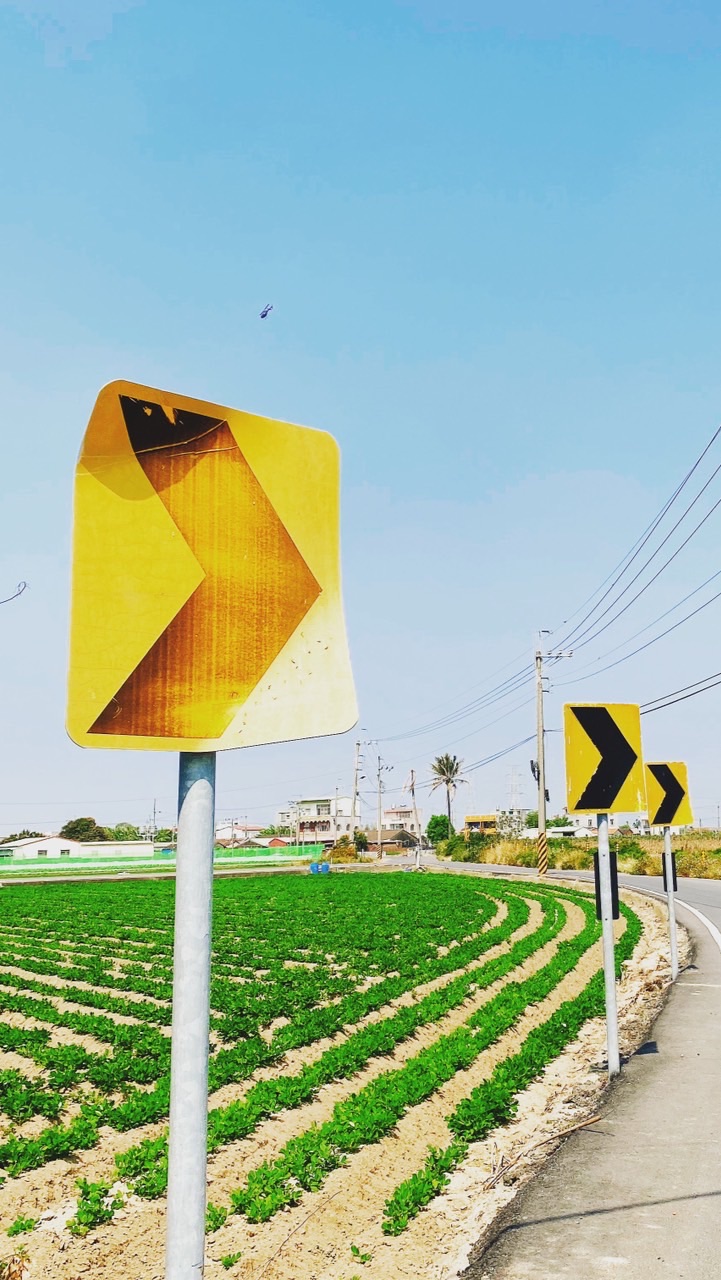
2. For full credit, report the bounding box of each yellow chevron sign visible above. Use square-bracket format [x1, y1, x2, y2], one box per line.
[67, 380, 357, 751]
[645, 762, 693, 827]
[564, 703, 646, 814]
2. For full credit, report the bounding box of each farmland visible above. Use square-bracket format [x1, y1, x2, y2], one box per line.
[0, 870, 665, 1280]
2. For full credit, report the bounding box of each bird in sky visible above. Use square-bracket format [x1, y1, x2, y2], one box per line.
[260, 303, 273, 319]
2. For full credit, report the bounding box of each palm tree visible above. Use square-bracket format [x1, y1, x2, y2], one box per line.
[429, 753, 468, 833]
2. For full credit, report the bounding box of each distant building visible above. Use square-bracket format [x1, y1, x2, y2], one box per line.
[0, 836, 155, 860]
[464, 814, 499, 837]
[276, 797, 355, 847]
[495, 808, 530, 838]
[215, 821, 264, 846]
[366, 828, 419, 853]
[229, 836, 291, 850]
[384, 804, 423, 835]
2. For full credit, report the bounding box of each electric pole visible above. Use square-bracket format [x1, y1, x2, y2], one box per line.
[535, 648, 548, 875]
[351, 740, 361, 832]
[409, 768, 422, 869]
[377, 754, 383, 860]
[375, 752, 392, 860]
[534, 635, 572, 877]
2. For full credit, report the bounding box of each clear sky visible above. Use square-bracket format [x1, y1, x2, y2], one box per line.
[2, 0, 721, 835]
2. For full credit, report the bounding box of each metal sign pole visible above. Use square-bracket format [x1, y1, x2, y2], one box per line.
[663, 824, 679, 981]
[165, 751, 217, 1280]
[597, 813, 621, 1078]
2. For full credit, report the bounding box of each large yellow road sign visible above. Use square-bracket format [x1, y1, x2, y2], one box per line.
[564, 703, 646, 814]
[645, 762, 693, 827]
[67, 380, 357, 751]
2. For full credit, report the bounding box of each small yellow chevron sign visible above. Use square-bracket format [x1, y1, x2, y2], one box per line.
[645, 762, 693, 827]
[67, 380, 357, 751]
[564, 703, 646, 814]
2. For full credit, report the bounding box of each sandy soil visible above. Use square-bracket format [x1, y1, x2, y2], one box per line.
[0, 884, 681, 1280]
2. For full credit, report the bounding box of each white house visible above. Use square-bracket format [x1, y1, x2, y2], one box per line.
[383, 804, 423, 836]
[215, 821, 264, 845]
[0, 836, 155, 861]
[276, 797, 355, 847]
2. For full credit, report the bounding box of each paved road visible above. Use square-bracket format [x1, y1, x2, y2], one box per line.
[428, 861, 721, 1280]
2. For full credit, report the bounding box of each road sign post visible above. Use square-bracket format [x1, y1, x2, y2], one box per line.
[67, 381, 358, 1279]
[166, 752, 216, 1280]
[564, 703, 646, 1081]
[663, 825, 679, 981]
[645, 762, 691, 984]
[596, 813, 621, 1077]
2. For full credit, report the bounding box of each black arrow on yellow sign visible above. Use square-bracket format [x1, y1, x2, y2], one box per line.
[572, 706, 638, 810]
[647, 763, 685, 826]
[91, 396, 322, 741]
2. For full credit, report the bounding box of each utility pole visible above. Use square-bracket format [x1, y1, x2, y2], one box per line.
[377, 754, 383, 860]
[351, 740, 361, 832]
[534, 635, 573, 877]
[409, 768, 422, 869]
[535, 648, 548, 876]
[374, 752, 392, 860]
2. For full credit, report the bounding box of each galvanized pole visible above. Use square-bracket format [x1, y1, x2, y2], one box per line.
[663, 824, 679, 981]
[377, 753, 383, 860]
[535, 648, 548, 876]
[165, 751, 217, 1280]
[597, 812, 620, 1078]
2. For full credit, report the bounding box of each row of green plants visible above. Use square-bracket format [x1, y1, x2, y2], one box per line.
[381, 901, 642, 1233]
[211, 888, 608, 1225]
[115, 886, 556, 1196]
[0, 877, 517, 1175]
[0, 967, 172, 1026]
[0, 876, 509, 1054]
[0, 870, 639, 1243]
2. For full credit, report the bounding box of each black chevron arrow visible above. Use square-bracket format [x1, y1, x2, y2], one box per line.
[648, 763, 685, 825]
[572, 706, 638, 810]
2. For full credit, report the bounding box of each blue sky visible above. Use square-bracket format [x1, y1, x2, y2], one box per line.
[2, 0, 721, 833]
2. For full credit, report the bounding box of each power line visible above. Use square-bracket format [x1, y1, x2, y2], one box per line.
[640, 669, 721, 715]
[556, 575, 721, 688]
[557, 566, 721, 678]
[390, 695, 536, 772]
[379, 645, 531, 732]
[413, 733, 536, 791]
[564, 489, 721, 656]
[556, 422, 721, 649]
[381, 423, 721, 750]
[378, 665, 534, 743]
[465, 735, 536, 774]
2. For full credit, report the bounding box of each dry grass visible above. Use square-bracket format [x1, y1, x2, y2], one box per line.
[461, 833, 721, 879]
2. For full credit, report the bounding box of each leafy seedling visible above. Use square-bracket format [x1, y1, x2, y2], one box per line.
[350, 1244, 372, 1264]
[67, 1178, 123, 1236]
[221, 1253, 242, 1270]
[6, 1217, 36, 1238]
[206, 1202, 228, 1232]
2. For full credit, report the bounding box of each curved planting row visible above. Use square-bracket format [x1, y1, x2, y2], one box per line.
[0, 872, 643, 1279]
[0, 876, 522, 1176]
[381, 898, 642, 1234]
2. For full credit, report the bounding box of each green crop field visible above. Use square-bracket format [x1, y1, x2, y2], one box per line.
[0, 871, 642, 1280]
